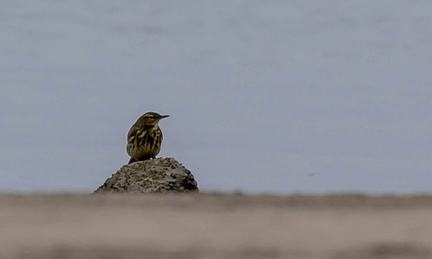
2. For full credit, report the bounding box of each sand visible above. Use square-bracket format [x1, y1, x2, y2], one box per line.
[1, 193, 432, 259]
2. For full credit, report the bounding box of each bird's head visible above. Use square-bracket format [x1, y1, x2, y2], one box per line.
[139, 112, 169, 126]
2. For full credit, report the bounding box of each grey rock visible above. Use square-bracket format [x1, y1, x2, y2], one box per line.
[94, 158, 199, 193]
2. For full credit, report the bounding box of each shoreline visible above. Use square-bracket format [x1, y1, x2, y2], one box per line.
[1, 193, 432, 259]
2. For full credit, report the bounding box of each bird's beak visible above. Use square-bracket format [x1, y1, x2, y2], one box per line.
[159, 115, 169, 119]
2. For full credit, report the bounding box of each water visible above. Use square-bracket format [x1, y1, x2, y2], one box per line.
[1, 0, 431, 194]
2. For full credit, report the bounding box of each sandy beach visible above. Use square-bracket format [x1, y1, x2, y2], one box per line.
[1, 193, 432, 259]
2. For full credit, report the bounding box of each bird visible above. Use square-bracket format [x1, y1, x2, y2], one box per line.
[126, 112, 169, 164]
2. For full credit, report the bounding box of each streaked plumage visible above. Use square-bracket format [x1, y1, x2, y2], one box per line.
[126, 112, 169, 164]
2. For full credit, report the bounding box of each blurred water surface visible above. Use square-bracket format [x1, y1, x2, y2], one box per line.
[1, 0, 432, 193]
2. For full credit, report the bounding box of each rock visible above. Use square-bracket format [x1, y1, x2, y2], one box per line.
[94, 158, 199, 193]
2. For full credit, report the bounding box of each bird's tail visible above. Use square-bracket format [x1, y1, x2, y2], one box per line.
[128, 157, 137, 164]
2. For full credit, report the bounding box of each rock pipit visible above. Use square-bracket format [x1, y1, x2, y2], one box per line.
[126, 112, 169, 164]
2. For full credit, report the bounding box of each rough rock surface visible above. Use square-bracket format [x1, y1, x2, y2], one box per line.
[94, 158, 198, 193]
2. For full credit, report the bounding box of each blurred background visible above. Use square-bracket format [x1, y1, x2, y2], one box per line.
[1, 0, 431, 194]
